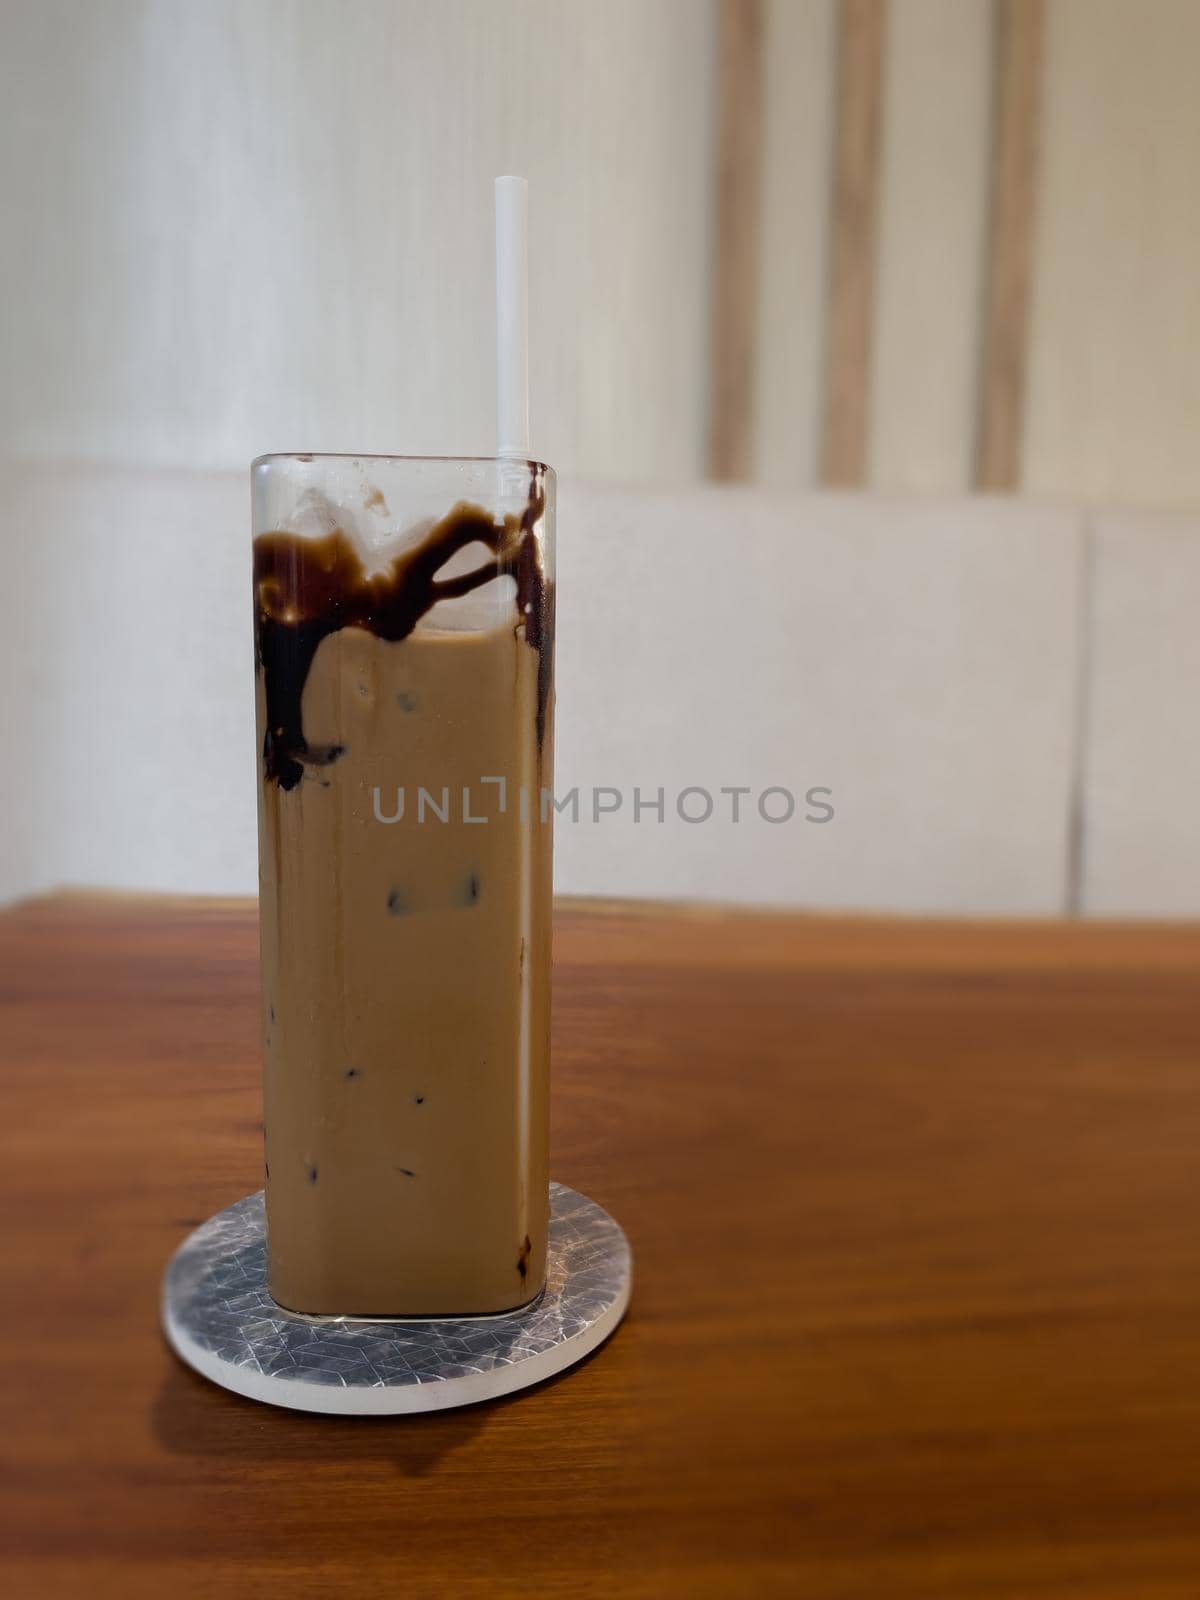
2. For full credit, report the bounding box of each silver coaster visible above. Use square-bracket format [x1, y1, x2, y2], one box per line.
[161, 1182, 632, 1415]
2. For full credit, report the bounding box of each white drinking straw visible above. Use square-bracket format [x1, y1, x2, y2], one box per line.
[495, 175, 530, 459]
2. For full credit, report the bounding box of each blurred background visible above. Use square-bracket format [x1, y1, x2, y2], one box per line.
[1, 0, 1196, 916]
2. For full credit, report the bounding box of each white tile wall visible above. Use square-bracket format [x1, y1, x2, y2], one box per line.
[1, 463, 1095, 916]
[1080, 512, 1200, 916]
[554, 484, 1083, 914]
[0, 464, 257, 903]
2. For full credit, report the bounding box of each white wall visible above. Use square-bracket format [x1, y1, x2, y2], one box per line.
[0, 0, 714, 482]
[1023, 0, 1200, 508]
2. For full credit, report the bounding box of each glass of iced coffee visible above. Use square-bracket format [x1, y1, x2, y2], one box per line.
[251, 453, 555, 1316]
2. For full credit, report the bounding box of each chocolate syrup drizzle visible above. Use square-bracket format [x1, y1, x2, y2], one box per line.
[253, 471, 553, 790]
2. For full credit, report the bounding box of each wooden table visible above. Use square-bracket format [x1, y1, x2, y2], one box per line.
[2, 895, 1199, 1598]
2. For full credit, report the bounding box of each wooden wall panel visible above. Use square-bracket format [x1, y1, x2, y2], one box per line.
[753, 0, 836, 489]
[975, 0, 1045, 490]
[869, 0, 993, 493]
[708, 0, 766, 481]
[820, 0, 887, 487]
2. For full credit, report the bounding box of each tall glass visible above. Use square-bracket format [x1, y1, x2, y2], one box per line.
[250, 455, 555, 1315]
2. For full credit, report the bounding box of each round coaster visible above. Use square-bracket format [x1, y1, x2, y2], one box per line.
[161, 1182, 632, 1414]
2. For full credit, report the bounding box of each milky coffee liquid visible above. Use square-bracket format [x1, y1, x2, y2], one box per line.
[252, 471, 554, 1315]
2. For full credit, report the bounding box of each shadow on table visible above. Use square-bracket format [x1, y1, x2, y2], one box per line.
[151, 1329, 625, 1478]
[151, 1361, 487, 1476]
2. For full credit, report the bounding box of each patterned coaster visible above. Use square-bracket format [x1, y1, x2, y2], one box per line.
[161, 1183, 632, 1414]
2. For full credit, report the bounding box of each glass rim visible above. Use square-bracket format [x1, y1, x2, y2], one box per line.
[251, 451, 554, 476]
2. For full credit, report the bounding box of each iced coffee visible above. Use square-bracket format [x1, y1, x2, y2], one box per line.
[251, 454, 555, 1316]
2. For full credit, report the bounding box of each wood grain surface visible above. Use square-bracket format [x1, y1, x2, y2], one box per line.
[2, 894, 1200, 1598]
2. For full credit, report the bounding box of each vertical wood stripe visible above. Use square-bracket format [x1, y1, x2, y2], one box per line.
[821, 0, 886, 488]
[708, 0, 766, 481]
[976, 0, 1044, 490]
